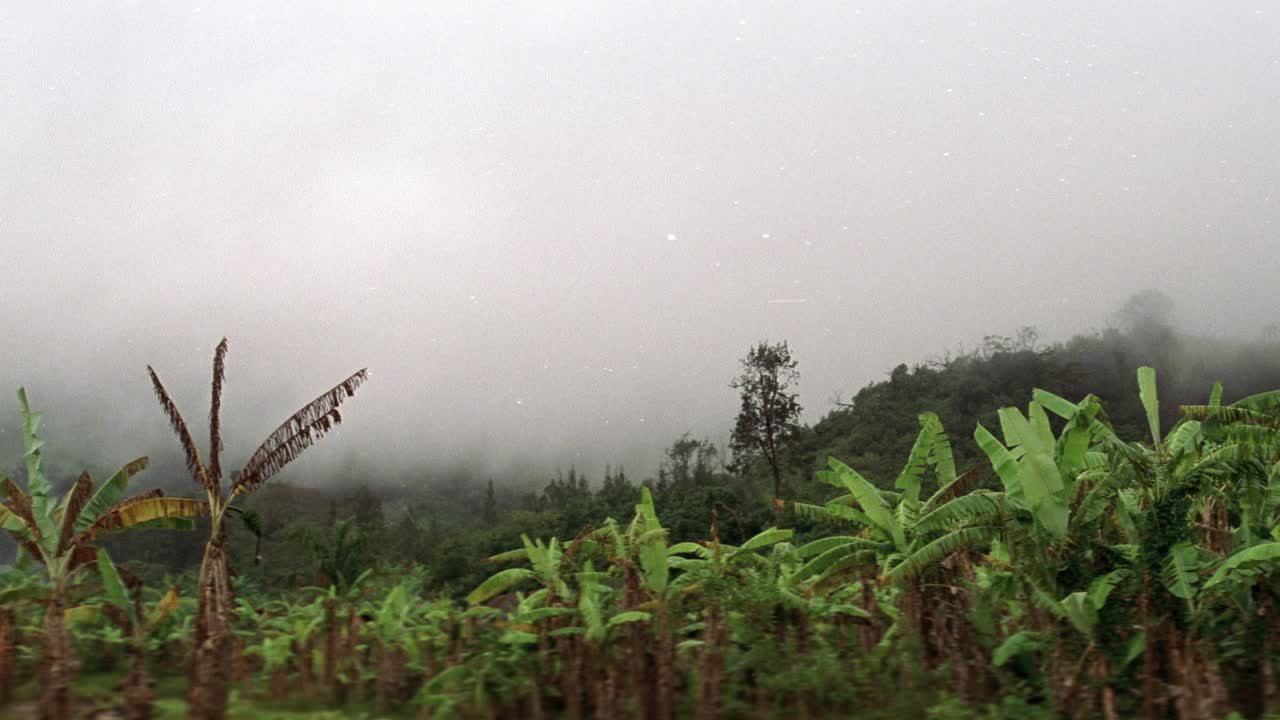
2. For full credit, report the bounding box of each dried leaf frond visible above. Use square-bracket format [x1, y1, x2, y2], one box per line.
[147, 366, 214, 493]
[209, 338, 229, 485]
[123, 457, 150, 476]
[234, 368, 368, 495]
[3, 478, 37, 537]
[57, 472, 94, 555]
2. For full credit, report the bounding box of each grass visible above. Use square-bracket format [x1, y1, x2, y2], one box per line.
[0, 673, 419, 720]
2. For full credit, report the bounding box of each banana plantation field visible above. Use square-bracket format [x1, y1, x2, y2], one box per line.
[6, 364, 1280, 719]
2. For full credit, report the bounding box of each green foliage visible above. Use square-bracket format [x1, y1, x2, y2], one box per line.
[5, 318, 1280, 718]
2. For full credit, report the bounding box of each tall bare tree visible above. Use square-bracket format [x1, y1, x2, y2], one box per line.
[146, 339, 366, 720]
[729, 340, 802, 500]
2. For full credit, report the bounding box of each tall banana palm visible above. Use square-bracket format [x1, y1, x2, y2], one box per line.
[145, 338, 366, 720]
[0, 388, 203, 720]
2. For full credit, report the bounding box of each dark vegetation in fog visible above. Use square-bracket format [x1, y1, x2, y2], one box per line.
[24, 293, 1272, 598]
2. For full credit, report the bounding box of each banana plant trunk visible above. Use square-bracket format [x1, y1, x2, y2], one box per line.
[187, 528, 235, 720]
[323, 598, 338, 701]
[695, 603, 725, 720]
[39, 581, 73, 720]
[0, 607, 15, 706]
[123, 645, 154, 720]
[655, 603, 675, 720]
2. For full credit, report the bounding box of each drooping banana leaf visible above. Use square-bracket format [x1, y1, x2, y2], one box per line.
[976, 424, 1024, 502]
[1205, 542, 1280, 589]
[827, 457, 906, 551]
[75, 458, 150, 534]
[884, 526, 998, 583]
[735, 527, 794, 553]
[84, 497, 207, 540]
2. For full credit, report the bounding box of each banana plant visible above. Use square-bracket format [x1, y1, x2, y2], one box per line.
[145, 338, 367, 720]
[782, 413, 990, 585]
[468, 533, 572, 606]
[0, 389, 203, 720]
[94, 549, 183, 720]
[301, 568, 374, 701]
[668, 518, 793, 720]
[243, 632, 295, 697]
[361, 583, 426, 711]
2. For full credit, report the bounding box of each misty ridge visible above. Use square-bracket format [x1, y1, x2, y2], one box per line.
[1, 288, 1277, 508]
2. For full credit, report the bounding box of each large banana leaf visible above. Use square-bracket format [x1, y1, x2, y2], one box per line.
[64, 604, 102, 626]
[1209, 382, 1224, 408]
[17, 389, 57, 552]
[1205, 542, 1280, 589]
[0, 500, 34, 538]
[796, 535, 876, 558]
[977, 414, 1068, 540]
[1058, 396, 1103, 476]
[794, 539, 884, 581]
[1162, 543, 1200, 603]
[468, 568, 536, 605]
[85, 497, 207, 539]
[735, 527, 793, 553]
[913, 492, 1010, 535]
[894, 414, 940, 503]
[993, 630, 1047, 667]
[995, 405, 1068, 540]
[975, 424, 1023, 501]
[96, 548, 136, 626]
[1061, 592, 1097, 637]
[1138, 367, 1162, 448]
[635, 487, 670, 594]
[884, 526, 998, 582]
[75, 458, 149, 534]
[1232, 390, 1280, 414]
[608, 611, 652, 627]
[827, 458, 906, 551]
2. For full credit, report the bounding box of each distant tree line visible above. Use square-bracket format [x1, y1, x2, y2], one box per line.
[8, 291, 1280, 609]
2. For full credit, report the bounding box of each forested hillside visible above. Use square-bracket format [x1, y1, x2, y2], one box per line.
[82, 309, 1280, 601]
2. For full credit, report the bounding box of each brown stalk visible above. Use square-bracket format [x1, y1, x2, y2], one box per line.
[209, 338, 229, 486]
[147, 366, 214, 492]
[0, 607, 15, 706]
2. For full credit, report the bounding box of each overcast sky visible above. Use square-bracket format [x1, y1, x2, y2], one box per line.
[1, 2, 1277, 486]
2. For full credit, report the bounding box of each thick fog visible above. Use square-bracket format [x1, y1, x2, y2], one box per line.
[1, 2, 1277, 487]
